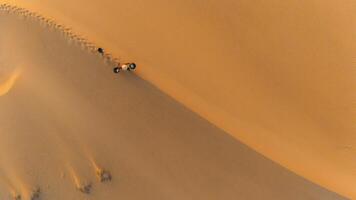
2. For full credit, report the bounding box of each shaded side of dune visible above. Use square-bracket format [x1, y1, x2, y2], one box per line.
[0, 9, 347, 200]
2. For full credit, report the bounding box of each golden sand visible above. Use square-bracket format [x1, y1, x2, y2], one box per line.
[0, 0, 354, 199]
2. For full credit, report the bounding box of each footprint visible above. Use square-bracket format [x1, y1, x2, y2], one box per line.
[96, 169, 112, 183]
[67, 166, 93, 194]
[77, 182, 92, 194]
[12, 194, 21, 200]
[88, 158, 113, 183]
[30, 187, 41, 200]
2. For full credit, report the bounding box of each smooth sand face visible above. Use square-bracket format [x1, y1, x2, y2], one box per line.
[1, 0, 355, 198]
[0, 10, 346, 200]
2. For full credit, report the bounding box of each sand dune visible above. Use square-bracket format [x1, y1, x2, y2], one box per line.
[0, 6, 347, 200]
[1, 1, 354, 197]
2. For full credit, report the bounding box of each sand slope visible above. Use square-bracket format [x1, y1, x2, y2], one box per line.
[1, 0, 354, 197]
[0, 9, 346, 200]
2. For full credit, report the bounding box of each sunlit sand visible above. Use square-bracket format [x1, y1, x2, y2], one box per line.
[0, 68, 21, 96]
[0, 1, 354, 199]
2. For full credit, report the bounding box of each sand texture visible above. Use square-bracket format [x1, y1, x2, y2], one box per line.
[1, 0, 354, 197]
[0, 6, 348, 200]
